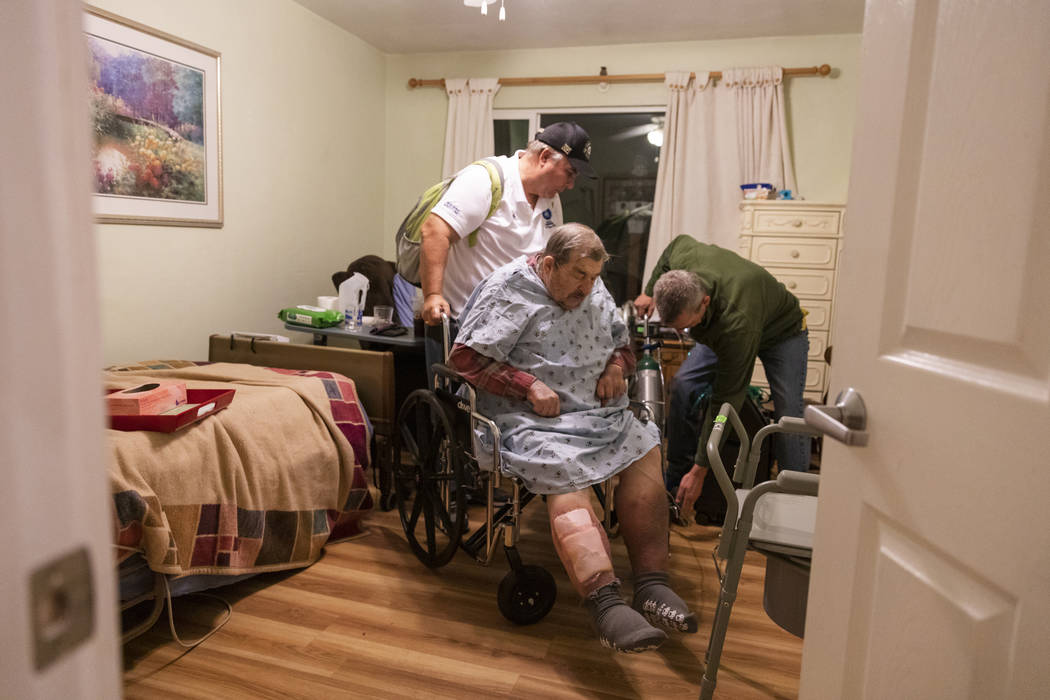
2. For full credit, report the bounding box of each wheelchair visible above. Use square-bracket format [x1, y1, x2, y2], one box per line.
[391, 317, 618, 625]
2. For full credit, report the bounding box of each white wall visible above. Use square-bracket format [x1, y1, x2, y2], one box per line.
[92, 0, 387, 365]
[383, 34, 861, 257]
[91, 5, 860, 365]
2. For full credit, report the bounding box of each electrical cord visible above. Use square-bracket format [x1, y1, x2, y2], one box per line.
[115, 544, 233, 648]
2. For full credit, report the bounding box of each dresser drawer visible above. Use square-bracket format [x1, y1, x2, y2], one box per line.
[752, 208, 842, 236]
[800, 300, 831, 331]
[751, 236, 837, 269]
[766, 266, 835, 300]
[752, 359, 826, 394]
[807, 330, 828, 362]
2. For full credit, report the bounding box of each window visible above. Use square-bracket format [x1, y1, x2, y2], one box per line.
[494, 108, 664, 304]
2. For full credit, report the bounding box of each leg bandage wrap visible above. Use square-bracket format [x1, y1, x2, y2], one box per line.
[552, 508, 613, 592]
[632, 571, 698, 633]
[584, 581, 666, 653]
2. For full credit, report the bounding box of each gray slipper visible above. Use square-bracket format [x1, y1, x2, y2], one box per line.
[584, 581, 667, 653]
[632, 571, 698, 633]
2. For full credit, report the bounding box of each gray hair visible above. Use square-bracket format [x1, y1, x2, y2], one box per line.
[526, 139, 566, 163]
[543, 223, 609, 266]
[653, 270, 709, 323]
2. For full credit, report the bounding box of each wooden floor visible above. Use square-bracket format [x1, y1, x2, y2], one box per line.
[122, 498, 803, 699]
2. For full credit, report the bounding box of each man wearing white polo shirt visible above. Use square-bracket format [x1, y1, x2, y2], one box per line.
[417, 122, 597, 369]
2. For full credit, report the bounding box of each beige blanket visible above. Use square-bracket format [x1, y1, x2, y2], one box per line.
[107, 362, 372, 577]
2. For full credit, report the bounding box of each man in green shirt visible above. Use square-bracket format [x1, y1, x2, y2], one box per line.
[635, 235, 810, 518]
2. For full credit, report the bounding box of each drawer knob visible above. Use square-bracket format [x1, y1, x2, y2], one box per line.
[788, 281, 798, 289]
[791, 249, 800, 258]
[792, 219, 803, 227]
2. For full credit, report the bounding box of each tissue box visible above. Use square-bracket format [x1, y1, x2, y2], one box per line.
[108, 388, 235, 432]
[105, 381, 188, 416]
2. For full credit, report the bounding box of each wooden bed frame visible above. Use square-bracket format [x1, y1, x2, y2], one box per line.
[208, 334, 395, 442]
[208, 334, 397, 504]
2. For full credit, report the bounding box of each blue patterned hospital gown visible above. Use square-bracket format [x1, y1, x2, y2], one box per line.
[456, 256, 660, 495]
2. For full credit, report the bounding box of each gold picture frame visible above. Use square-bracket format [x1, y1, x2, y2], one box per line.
[85, 6, 222, 227]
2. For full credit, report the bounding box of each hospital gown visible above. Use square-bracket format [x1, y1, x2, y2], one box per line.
[456, 256, 660, 495]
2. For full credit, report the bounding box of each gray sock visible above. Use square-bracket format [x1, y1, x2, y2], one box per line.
[632, 571, 698, 633]
[584, 581, 667, 653]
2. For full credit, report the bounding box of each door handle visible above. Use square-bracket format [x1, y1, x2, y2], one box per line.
[804, 387, 869, 446]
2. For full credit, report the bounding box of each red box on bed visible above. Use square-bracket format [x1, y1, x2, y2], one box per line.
[107, 388, 235, 432]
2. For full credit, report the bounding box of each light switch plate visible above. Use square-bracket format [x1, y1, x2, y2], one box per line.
[30, 546, 94, 671]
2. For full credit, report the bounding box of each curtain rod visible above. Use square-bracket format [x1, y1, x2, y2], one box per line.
[408, 64, 831, 89]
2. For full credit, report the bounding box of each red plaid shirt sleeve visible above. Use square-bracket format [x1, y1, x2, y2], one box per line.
[447, 344, 536, 400]
[606, 346, 637, 376]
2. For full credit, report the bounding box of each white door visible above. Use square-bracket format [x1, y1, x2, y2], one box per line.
[0, 1, 121, 697]
[800, 0, 1050, 698]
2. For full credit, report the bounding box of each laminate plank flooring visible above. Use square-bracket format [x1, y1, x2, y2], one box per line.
[123, 500, 803, 699]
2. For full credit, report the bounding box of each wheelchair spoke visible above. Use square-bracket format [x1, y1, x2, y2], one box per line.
[406, 485, 424, 532]
[421, 479, 456, 536]
[394, 388, 464, 568]
[422, 492, 437, 553]
[398, 421, 422, 465]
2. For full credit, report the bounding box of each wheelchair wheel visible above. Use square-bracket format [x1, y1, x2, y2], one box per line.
[394, 389, 466, 568]
[497, 565, 557, 625]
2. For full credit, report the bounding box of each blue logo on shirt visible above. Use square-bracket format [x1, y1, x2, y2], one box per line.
[542, 208, 552, 219]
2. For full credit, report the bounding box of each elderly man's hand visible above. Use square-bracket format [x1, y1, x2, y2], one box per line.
[596, 364, 628, 406]
[422, 294, 450, 325]
[526, 380, 560, 417]
[633, 294, 654, 318]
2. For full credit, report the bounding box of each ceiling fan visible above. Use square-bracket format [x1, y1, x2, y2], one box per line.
[609, 116, 665, 146]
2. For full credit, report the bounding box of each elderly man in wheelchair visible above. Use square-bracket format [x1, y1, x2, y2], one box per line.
[438, 223, 697, 653]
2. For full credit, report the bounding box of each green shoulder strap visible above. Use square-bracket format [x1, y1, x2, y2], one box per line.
[465, 157, 504, 248]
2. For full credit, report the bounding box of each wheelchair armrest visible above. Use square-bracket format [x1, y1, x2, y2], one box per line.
[430, 362, 503, 473]
[431, 362, 464, 383]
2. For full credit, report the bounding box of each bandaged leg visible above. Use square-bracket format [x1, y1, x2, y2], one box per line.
[632, 570, 698, 633]
[552, 505, 665, 653]
[551, 507, 615, 595]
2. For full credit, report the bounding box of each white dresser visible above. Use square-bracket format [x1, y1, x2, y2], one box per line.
[738, 200, 846, 402]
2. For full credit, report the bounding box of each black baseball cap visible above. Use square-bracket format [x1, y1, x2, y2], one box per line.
[535, 122, 597, 179]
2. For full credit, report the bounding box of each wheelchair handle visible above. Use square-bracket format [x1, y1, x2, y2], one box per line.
[440, 312, 451, 363]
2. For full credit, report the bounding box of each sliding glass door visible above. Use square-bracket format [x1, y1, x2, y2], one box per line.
[494, 107, 664, 303]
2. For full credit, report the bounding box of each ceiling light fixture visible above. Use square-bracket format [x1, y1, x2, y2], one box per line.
[597, 66, 610, 93]
[463, 0, 497, 17]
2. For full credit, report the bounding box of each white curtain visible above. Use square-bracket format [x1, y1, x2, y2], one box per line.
[723, 66, 797, 194]
[644, 66, 797, 283]
[645, 71, 740, 283]
[442, 77, 500, 177]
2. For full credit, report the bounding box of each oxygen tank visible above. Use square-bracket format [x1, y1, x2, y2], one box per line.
[630, 316, 665, 431]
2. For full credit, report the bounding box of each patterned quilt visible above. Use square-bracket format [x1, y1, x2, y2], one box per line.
[105, 361, 373, 578]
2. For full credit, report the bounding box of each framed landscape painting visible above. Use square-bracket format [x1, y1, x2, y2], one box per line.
[85, 7, 222, 227]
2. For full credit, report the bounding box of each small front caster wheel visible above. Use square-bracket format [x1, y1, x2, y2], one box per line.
[497, 565, 557, 625]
